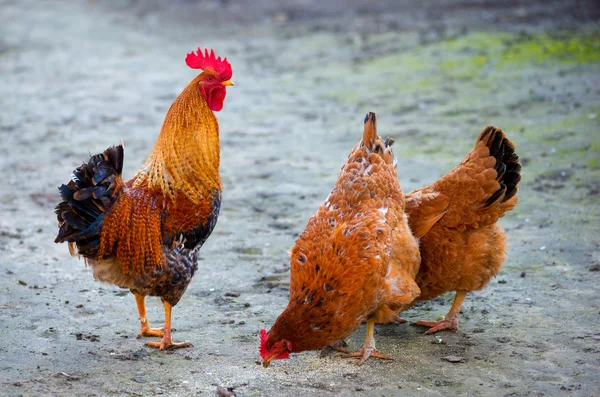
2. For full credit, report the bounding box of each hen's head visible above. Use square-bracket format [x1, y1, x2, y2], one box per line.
[259, 329, 292, 368]
[186, 48, 234, 112]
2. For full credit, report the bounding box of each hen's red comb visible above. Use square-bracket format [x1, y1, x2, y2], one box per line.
[185, 48, 232, 80]
[259, 329, 269, 358]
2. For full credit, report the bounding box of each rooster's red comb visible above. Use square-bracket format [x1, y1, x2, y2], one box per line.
[185, 47, 232, 80]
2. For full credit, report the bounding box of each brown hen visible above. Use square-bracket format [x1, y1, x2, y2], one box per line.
[403, 126, 521, 334]
[260, 112, 421, 366]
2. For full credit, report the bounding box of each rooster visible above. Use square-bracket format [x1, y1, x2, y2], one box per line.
[402, 126, 521, 334]
[54, 48, 234, 350]
[260, 113, 421, 366]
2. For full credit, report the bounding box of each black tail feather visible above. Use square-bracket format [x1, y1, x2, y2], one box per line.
[479, 126, 521, 207]
[54, 144, 125, 258]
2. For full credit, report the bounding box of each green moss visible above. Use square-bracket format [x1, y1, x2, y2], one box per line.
[357, 30, 600, 97]
[501, 34, 600, 65]
[588, 158, 600, 170]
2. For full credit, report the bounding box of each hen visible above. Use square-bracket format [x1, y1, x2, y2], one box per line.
[403, 126, 521, 334]
[260, 113, 421, 366]
[54, 48, 234, 350]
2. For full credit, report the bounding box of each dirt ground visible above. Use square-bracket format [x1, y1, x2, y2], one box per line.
[1, 0, 599, 396]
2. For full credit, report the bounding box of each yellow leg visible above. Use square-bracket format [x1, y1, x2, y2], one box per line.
[343, 319, 392, 365]
[134, 294, 164, 338]
[146, 301, 193, 350]
[415, 291, 467, 334]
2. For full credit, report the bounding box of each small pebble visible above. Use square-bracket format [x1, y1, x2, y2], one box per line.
[443, 355, 466, 363]
[18, 280, 27, 286]
[588, 264, 600, 272]
[520, 271, 527, 278]
[540, 246, 546, 251]
[224, 291, 241, 297]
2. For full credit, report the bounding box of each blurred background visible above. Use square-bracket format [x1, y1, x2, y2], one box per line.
[1, 0, 599, 395]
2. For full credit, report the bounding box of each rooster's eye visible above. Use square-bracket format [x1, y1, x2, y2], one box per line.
[207, 77, 213, 81]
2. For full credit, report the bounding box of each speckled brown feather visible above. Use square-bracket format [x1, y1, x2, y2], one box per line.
[267, 113, 420, 353]
[405, 126, 521, 301]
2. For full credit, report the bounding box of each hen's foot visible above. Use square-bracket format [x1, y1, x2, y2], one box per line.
[328, 339, 349, 353]
[415, 316, 458, 334]
[394, 316, 408, 324]
[319, 340, 349, 357]
[146, 337, 193, 350]
[343, 348, 392, 365]
[137, 327, 165, 338]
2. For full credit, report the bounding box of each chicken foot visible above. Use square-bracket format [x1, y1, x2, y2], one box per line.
[320, 339, 349, 357]
[415, 291, 467, 334]
[343, 319, 392, 365]
[134, 294, 164, 338]
[146, 301, 193, 350]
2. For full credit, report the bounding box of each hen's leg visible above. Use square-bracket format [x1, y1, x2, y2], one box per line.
[415, 291, 467, 334]
[343, 319, 392, 365]
[134, 294, 164, 338]
[146, 301, 193, 350]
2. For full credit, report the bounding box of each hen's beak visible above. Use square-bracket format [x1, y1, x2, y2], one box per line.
[221, 79, 234, 86]
[262, 354, 276, 368]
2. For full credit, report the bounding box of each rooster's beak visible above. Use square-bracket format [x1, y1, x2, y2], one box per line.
[221, 79, 234, 86]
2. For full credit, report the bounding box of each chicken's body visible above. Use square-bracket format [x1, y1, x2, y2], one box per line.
[403, 126, 521, 333]
[54, 48, 233, 349]
[261, 113, 421, 366]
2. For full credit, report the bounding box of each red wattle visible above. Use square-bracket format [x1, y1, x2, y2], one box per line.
[205, 86, 227, 112]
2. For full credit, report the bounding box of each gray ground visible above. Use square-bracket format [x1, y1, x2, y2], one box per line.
[1, 0, 599, 396]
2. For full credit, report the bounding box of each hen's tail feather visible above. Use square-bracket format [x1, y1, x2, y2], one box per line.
[477, 126, 522, 208]
[54, 144, 125, 258]
[360, 112, 396, 166]
[363, 112, 377, 147]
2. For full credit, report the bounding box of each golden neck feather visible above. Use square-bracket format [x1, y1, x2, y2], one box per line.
[132, 75, 221, 203]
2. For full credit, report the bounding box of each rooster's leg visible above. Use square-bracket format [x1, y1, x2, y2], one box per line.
[146, 301, 193, 350]
[343, 319, 392, 365]
[415, 290, 467, 334]
[134, 294, 164, 338]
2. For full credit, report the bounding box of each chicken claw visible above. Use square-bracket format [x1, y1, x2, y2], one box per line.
[415, 316, 458, 334]
[138, 325, 165, 338]
[343, 319, 392, 365]
[329, 339, 349, 353]
[144, 300, 192, 350]
[135, 294, 165, 338]
[343, 347, 392, 365]
[146, 338, 193, 350]
[414, 291, 466, 334]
